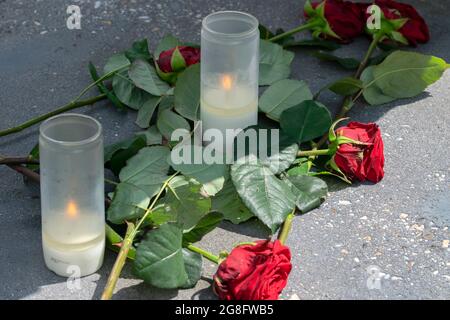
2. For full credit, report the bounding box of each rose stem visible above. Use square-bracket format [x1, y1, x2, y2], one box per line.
[297, 148, 331, 157]
[186, 244, 220, 264]
[100, 172, 179, 300]
[268, 21, 322, 43]
[0, 94, 106, 138]
[6, 164, 40, 183]
[0, 156, 39, 165]
[0, 64, 129, 138]
[277, 207, 296, 245]
[315, 33, 384, 149]
[100, 221, 135, 300]
[355, 33, 384, 80]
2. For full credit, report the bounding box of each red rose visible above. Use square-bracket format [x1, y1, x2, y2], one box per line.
[304, 0, 365, 42]
[330, 122, 384, 183]
[368, 0, 430, 46]
[156, 46, 200, 84]
[213, 240, 292, 300]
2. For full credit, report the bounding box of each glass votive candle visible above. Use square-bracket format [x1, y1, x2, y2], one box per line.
[39, 113, 105, 277]
[201, 11, 259, 156]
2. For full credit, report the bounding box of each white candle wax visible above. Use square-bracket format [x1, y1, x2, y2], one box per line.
[42, 202, 105, 277]
[201, 82, 257, 155]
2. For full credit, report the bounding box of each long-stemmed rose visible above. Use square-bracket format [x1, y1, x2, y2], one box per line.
[213, 240, 292, 300]
[156, 45, 200, 84]
[270, 0, 365, 43]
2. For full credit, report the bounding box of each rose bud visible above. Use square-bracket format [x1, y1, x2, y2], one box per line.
[364, 0, 430, 46]
[156, 46, 200, 84]
[213, 240, 292, 300]
[304, 0, 365, 42]
[327, 121, 385, 183]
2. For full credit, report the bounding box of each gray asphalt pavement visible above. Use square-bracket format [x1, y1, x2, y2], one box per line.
[0, 0, 449, 299]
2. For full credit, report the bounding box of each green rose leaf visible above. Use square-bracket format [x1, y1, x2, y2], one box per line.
[105, 224, 136, 260]
[26, 143, 40, 172]
[135, 125, 163, 146]
[157, 109, 191, 140]
[231, 157, 296, 233]
[134, 223, 201, 289]
[142, 203, 175, 227]
[88, 62, 125, 110]
[286, 157, 310, 176]
[104, 135, 147, 175]
[361, 66, 396, 105]
[180, 249, 203, 289]
[261, 137, 299, 175]
[169, 145, 229, 196]
[125, 39, 152, 62]
[259, 40, 294, 86]
[233, 124, 299, 175]
[183, 211, 223, 244]
[162, 180, 212, 230]
[312, 51, 360, 70]
[135, 96, 161, 128]
[368, 50, 392, 66]
[107, 182, 150, 224]
[174, 64, 201, 120]
[280, 100, 332, 143]
[154, 34, 180, 58]
[107, 146, 170, 223]
[129, 59, 171, 96]
[112, 71, 151, 110]
[328, 77, 363, 96]
[144, 177, 212, 228]
[259, 79, 313, 121]
[259, 24, 275, 40]
[104, 53, 131, 74]
[159, 95, 175, 113]
[284, 175, 328, 214]
[367, 51, 449, 99]
[104, 136, 146, 162]
[211, 179, 254, 224]
[119, 146, 170, 194]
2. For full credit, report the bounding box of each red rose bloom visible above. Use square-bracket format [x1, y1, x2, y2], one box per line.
[372, 0, 430, 46]
[332, 122, 384, 183]
[304, 0, 365, 42]
[213, 240, 292, 300]
[157, 46, 200, 73]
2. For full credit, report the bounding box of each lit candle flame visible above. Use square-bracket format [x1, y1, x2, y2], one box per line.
[66, 200, 78, 219]
[221, 74, 233, 91]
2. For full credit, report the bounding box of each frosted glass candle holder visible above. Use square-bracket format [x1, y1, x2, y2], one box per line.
[200, 11, 259, 155]
[39, 114, 105, 277]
